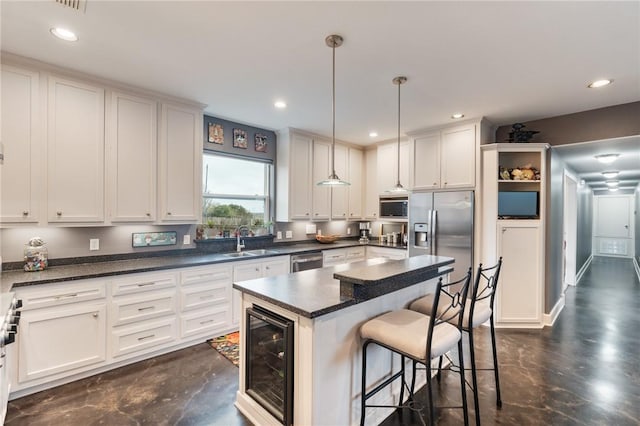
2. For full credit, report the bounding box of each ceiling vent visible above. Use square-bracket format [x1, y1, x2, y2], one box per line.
[55, 0, 86, 12]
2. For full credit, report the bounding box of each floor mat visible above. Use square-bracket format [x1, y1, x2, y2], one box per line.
[208, 331, 240, 367]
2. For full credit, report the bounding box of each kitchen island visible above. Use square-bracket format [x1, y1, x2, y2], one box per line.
[233, 255, 454, 426]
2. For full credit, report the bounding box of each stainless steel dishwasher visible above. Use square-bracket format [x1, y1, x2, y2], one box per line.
[290, 251, 323, 272]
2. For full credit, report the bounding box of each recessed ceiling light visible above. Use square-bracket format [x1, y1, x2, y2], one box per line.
[601, 171, 619, 179]
[580, 179, 585, 185]
[451, 113, 464, 119]
[588, 79, 612, 88]
[50, 27, 78, 42]
[608, 187, 619, 192]
[595, 154, 619, 164]
[274, 100, 287, 109]
[369, 131, 378, 138]
[606, 180, 619, 187]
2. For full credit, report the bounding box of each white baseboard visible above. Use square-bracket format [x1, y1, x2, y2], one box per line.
[544, 294, 565, 327]
[575, 255, 593, 285]
[634, 257, 640, 283]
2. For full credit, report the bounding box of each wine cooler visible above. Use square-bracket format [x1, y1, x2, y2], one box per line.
[245, 306, 294, 425]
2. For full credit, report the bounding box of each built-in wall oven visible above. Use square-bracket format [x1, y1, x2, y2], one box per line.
[245, 306, 294, 426]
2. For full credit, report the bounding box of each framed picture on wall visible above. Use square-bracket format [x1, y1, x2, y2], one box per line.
[255, 133, 268, 152]
[208, 123, 224, 144]
[233, 129, 248, 148]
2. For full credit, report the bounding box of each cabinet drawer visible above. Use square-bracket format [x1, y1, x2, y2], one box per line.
[323, 249, 346, 266]
[110, 317, 177, 358]
[17, 280, 106, 311]
[181, 307, 230, 339]
[181, 284, 228, 312]
[346, 247, 366, 260]
[111, 272, 177, 296]
[181, 265, 232, 286]
[110, 291, 176, 326]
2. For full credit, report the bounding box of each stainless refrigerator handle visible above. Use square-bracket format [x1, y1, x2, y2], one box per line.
[431, 209, 437, 255]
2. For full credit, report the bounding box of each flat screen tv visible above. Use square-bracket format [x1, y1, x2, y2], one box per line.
[498, 191, 539, 219]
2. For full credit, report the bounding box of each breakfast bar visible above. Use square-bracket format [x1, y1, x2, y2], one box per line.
[233, 255, 454, 426]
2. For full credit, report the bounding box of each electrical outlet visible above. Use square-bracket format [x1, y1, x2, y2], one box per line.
[347, 227, 351, 235]
[285, 230, 293, 239]
[183, 235, 191, 245]
[89, 239, 99, 251]
[317, 229, 322, 236]
[276, 231, 282, 239]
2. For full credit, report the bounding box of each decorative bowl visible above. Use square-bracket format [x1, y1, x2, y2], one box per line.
[315, 235, 338, 244]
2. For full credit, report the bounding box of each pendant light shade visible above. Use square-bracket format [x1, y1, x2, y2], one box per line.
[317, 34, 350, 186]
[388, 76, 408, 193]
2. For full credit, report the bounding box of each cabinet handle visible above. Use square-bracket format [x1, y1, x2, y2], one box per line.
[502, 228, 507, 233]
[200, 319, 214, 325]
[92, 312, 99, 318]
[137, 282, 155, 287]
[433, 182, 437, 186]
[54, 293, 78, 300]
[199, 295, 214, 300]
[146, 213, 151, 217]
[305, 213, 310, 216]
[137, 334, 155, 341]
[167, 212, 172, 216]
[342, 213, 346, 216]
[22, 211, 29, 216]
[255, 268, 260, 272]
[265, 266, 270, 270]
[56, 211, 62, 216]
[137, 306, 154, 312]
[315, 213, 319, 216]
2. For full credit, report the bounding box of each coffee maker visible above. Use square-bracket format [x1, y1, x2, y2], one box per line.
[359, 222, 371, 244]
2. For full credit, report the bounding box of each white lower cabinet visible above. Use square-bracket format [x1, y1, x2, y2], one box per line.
[110, 317, 177, 359]
[323, 246, 366, 267]
[366, 246, 408, 260]
[179, 264, 233, 339]
[14, 279, 108, 385]
[232, 256, 290, 325]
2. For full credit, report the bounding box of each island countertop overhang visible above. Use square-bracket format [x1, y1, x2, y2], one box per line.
[233, 254, 454, 319]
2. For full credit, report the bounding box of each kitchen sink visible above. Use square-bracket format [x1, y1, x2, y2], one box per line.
[244, 249, 280, 256]
[223, 252, 257, 258]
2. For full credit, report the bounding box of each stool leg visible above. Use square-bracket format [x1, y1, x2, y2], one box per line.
[426, 360, 435, 426]
[436, 355, 444, 381]
[410, 359, 417, 398]
[399, 355, 405, 406]
[489, 314, 502, 408]
[360, 341, 369, 426]
[467, 328, 481, 426]
[458, 339, 469, 426]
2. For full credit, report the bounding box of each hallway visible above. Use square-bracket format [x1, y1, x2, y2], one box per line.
[5, 256, 640, 425]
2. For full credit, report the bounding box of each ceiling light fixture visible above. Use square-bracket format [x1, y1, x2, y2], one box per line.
[608, 187, 619, 192]
[595, 154, 619, 164]
[317, 35, 349, 187]
[388, 76, 408, 193]
[50, 27, 78, 42]
[601, 171, 619, 179]
[606, 180, 619, 187]
[451, 113, 464, 119]
[588, 79, 612, 88]
[369, 131, 378, 138]
[274, 100, 287, 109]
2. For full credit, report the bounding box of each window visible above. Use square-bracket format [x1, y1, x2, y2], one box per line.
[202, 153, 271, 232]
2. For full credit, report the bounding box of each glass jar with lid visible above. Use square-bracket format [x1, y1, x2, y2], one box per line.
[24, 237, 48, 272]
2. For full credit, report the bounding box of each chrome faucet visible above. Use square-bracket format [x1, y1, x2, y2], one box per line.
[236, 225, 249, 252]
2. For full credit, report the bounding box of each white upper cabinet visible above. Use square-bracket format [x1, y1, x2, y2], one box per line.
[276, 129, 313, 221]
[331, 144, 349, 219]
[158, 102, 202, 222]
[411, 123, 478, 190]
[312, 138, 331, 220]
[107, 92, 157, 222]
[347, 147, 363, 219]
[47, 76, 105, 223]
[377, 140, 411, 194]
[364, 149, 378, 220]
[1, 66, 40, 225]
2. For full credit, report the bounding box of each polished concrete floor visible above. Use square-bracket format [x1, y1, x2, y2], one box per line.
[6, 256, 640, 425]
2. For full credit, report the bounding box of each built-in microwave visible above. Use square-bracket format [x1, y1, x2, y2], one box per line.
[379, 197, 408, 219]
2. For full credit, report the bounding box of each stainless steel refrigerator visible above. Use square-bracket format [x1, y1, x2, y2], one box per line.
[409, 191, 474, 283]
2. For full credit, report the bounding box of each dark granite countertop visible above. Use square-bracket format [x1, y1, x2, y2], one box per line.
[1, 239, 408, 292]
[233, 255, 453, 318]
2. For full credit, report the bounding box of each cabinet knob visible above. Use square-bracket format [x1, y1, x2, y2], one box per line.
[22, 211, 29, 216]
[146, 213, 151, 217]
[167, 212, 172, 215]
[265, 266, 270, 270]
[305, 212, 310, 216]
[433, 182, 437, 186]
[255, 268, 260, 272]
[315, 213, 319, 216]
[342, 213, 346, 216]
[444, 182, 448, 185]
[92, 312, 99, 318]
[56, 211, 62, 216]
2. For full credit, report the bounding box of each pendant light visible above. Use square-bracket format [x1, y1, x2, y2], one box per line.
[317, 34, 350, 186]
[389, 76, 408, 193]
